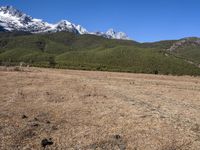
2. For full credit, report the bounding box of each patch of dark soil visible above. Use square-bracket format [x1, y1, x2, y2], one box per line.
[18, 128, 37, 140]
[84, 135, 126, 150]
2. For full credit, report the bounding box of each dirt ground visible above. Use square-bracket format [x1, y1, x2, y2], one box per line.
[0, 67, 200, 150]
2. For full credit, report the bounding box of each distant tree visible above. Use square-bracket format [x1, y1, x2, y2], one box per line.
[154, 69, 159, 75]
[48, 56, 56, 67]
[36, 41, 45, 52]
[4, 58, 12, 67]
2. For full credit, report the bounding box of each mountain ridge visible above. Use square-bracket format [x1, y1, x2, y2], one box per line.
[0, 6, 130, 40]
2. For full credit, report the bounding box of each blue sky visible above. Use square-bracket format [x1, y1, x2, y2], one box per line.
[0, 0, 200, 42]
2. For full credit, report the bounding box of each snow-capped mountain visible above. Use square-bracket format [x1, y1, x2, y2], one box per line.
[0, 6, 52, 32]
[45, 20, 88, 34]
[0, 6, 130, 40]
[106, 29, 129, 40]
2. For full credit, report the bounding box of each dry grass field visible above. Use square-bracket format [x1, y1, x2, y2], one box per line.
[0, 67, 200, 150]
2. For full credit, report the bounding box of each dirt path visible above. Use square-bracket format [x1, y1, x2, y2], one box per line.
[0, 67, 200, 150]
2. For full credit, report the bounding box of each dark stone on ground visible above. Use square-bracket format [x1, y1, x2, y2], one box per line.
[34, 117, 38, 121]
[46, 121, 51, 124]
[31, 123, 39, 127]
[22, 115, 28, 119]
[115, 134, 121, 140]
[41, 138, 53, 148]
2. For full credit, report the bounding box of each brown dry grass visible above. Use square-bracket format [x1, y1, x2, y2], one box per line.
[0, 66, 200, 150]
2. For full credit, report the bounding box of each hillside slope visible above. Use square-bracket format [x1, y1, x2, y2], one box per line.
[166, 38, 200, 64]
[0, 32, 200, 75]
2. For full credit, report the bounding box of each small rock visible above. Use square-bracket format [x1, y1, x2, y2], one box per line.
[52, 125, 58, 130]
[41, 138, 53, 148]
[22, 115, 28, 119]
[31, 123, 39, 127]
[34, 117, 38, 121]
[46, 121, 51, 124]
[115, 135, 121, 140]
